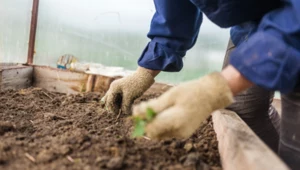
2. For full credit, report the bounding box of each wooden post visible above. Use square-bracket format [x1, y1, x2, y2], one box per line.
[27, 0, 39, 65]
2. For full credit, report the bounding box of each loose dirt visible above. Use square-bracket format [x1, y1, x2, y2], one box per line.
[0, 88, 221, 170]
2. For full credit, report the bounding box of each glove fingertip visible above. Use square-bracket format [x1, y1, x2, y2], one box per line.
[100, 95, 107, 104]
[132, 103, 146, 117]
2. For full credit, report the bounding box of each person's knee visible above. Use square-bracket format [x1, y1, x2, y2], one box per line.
[227, 86, 280, 152]
[280, 92, 300, 169]
[279, 141, 300, 170]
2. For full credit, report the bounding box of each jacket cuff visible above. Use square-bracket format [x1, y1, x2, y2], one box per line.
[138, 41, 184, 72]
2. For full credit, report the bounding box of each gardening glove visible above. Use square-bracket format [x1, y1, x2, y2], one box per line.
[133, 72, 234, 140]
[101, 67, 155, 114]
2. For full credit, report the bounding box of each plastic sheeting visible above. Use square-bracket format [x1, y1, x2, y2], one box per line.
[0, 0, 32, 63]
[34, 0, 229, 83]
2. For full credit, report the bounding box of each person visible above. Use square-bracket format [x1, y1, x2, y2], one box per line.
[101, 0, 300, 169]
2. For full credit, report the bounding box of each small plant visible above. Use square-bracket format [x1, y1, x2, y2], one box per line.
[132, 108, 157, 138]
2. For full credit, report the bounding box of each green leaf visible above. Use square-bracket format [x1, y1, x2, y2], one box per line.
[146, 108, 156, 121]
[132, 118, 146, 138]
[131, 107, 157, 138]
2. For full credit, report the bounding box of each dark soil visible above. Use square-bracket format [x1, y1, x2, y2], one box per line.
[0, 88, 221, 170]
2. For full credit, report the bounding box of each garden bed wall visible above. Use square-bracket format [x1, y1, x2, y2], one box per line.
[0, 63, 289, 170]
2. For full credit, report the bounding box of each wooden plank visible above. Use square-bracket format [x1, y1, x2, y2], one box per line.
[33, 66, 90, 94]
[0, 66, 33, 90]
[93, 74, 120, 93]
[0, 63, 19, 68]
[212, 109, 289, 170]
[32, 66, 173, 95]
[32, 66, 119, 94]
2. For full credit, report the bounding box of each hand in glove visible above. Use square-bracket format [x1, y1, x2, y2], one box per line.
[133, 72, 234, 140]
[101, 67, 157, 114]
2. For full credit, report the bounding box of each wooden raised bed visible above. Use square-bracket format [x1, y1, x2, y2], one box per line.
[0, 63, 289, 170]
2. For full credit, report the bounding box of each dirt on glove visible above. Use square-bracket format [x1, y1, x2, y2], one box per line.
[0, 88, 221, 170]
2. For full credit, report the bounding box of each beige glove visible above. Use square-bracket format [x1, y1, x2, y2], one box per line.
[101, 67, 155, 114]
[133, 72, 234, 140]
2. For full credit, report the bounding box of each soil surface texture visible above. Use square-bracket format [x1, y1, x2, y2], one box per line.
[0, 88, 221, 170]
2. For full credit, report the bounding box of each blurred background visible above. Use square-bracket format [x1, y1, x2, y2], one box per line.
[0, 0, 230, 84]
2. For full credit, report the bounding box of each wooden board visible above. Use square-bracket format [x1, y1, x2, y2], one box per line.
[32, 66, 119, 94]
[33, 66, 90, 94]
[32, 66, 172, 95]
[93, 74, 121, 93]
[0, 63, 19, 68]
[0, 65, 33, 90]
[212, 109, 289, 170]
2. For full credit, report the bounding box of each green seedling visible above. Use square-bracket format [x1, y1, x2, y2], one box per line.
[132, 108, 157, 138]
[146, 108, 156, 121]
[132, 117, 146, 138]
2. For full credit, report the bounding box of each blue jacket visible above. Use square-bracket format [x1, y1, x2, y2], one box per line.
[138, 0, 300, 93]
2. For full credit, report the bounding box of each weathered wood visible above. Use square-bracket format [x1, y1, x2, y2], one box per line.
[0, 65, 33, 90]
[93, 74, 120, 93]
[32, 66, 173, 94]
[32, 66, 119, 94]
[0, 63, 19, 68]
[33, 66, 90, 94]
[212, 109, 289, 170]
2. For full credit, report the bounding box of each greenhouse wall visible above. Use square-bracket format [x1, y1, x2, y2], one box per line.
[0, 0, 32, 63]
[3, 0, 230, 83]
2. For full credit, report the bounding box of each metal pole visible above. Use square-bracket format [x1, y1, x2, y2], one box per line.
[27, 0, 39, 65]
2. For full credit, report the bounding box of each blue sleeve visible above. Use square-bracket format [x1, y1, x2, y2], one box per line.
[230, 0, 300, 93]
[138, 0, 203, 72]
